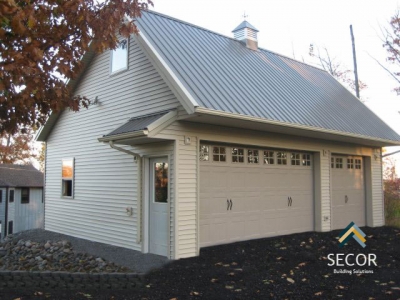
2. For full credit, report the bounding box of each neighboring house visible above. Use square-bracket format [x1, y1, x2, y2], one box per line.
[37, 11, 400, 259]
[0, 164, 44, 239]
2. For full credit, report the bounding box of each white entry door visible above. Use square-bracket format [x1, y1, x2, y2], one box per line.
[149, 158, 169, 257]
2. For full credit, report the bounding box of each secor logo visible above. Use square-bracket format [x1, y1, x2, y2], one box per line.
[327, 222, 377, 274]
[338, 222, 366, 248]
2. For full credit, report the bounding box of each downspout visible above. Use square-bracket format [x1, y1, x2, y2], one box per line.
[109, 141, 143, 244]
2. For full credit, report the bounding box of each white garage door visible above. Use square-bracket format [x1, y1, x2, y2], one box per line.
[331, 156, 365, 230]
[200, 145, 314, 248]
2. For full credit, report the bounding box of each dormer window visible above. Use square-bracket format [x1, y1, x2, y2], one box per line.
[111, 39, 128, 74]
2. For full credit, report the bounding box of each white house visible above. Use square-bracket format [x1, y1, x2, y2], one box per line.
[37, 11, 400, 259]
[0, 164, 44, 239]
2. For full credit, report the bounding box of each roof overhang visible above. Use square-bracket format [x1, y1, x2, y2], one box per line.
[98, 110, 177, 145]
[191, 108, 400, 147]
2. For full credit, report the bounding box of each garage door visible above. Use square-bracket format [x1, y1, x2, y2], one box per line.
[331, 156, 365, 230]
[200, 145, 314, 248]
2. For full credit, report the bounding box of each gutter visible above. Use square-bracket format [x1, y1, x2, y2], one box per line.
[98, 130, 147, 143]
[195, 107, 400, 146]
[108, 141, 143, 244]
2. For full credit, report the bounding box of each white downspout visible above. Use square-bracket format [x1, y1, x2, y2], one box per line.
[109, 141, 143, 244]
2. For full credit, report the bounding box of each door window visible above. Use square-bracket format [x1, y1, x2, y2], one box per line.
[154, 162, 168, 203]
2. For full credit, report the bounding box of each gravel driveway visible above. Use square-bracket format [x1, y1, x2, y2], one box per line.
[10, 229, 169, 274]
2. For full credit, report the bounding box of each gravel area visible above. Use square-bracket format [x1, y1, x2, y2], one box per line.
[9, 229, 169, 274]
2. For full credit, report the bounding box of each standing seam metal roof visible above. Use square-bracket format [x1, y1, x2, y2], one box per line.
[136, 11, 400, 142]
[104, 110, 170, 137]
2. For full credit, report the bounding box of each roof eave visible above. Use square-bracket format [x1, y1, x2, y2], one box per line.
[195, 107, 400, 147]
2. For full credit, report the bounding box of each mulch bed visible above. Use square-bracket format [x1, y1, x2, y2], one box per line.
[2, 226, 400, 299]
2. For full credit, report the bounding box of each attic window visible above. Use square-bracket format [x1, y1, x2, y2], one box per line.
[111, 39, 128, 74]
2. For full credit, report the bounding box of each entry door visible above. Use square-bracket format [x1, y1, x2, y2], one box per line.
[149, 158, 169, 257]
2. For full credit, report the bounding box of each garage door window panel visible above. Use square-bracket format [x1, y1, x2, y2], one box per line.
[347, 158, 354, 169]
[302, 154, 311, 166]
[248, 149, 259, 164]
[355, 159, 362, 169]
[277, 152, 287, 165]
[200, 145, 210, 162]
[335, 158, 343, 169]
[232, 148, 244, 163]
[213, 146, 226, 162]
[291, 153, 301, 166]
[264, 151, 274, 165]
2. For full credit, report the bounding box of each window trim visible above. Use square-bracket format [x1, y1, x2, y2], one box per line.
[21, 187, 30, 204]
[62, 158, 75, 199]
[110, 38, 129, 75]
[290, 152, 301, 166]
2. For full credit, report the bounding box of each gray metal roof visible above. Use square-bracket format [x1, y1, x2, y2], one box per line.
[104, 110, 170, 137]
[232, 20, 259, 32]
[137, 11, 400, 143]
[0, 164, 44, 188]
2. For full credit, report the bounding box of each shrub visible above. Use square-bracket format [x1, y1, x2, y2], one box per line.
[384, 179, 400, 228]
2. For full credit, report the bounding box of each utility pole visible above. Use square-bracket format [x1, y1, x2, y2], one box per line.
[350, 25, 360, 99]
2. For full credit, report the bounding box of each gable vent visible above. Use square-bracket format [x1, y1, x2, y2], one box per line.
[232, 21, 259, 51]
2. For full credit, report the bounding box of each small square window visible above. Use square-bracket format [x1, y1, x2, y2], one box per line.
[302, 154, 311, 166]
[347, 158, 354, 169]
[277, 152, 287, 165]
[291, 153, 301, 166]
[9, 190, 14, 203]
[21, 188, 29, 204]
[199, 145, 209, 161]
[248, 149, 259, 164]
[232, 148, 244, 163]
[263, 151, 274, 165]
[213, 147, 226, 162]
[62, 159, 74, 198]
[111, 39, 128, 73]
[335, 158, 343, 169]
[355, 159, 362, 169]
[331, 157, 335, 168]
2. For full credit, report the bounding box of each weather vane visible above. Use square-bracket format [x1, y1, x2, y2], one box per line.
[242, 12, 248, 20]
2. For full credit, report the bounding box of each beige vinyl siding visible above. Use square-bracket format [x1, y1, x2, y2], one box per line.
[371, 155, 384, 226]
[45, 35, 180, 251]
[320, 153, 331, 232]
[155, 117, 381, 258]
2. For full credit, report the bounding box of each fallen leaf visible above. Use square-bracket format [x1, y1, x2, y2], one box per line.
[215, 262, 223, 266]
[231, 262, 238, 266]
[336, 285, 345, 290]
[190, 291, 200, 296]
[309, 238, 314, 244]
[211, 278, 219, 283]
[223, 264, 230, 267]
[298, 262, 307, 267]
[286, 278, 295, 284]
[228, 272, 235, 276]
[234, 289, 242, 292]
[315, 292, 323, 296]
[391, 287, 400, 290]
[225, 285, 234, 290]
[302, 278, 307, 282]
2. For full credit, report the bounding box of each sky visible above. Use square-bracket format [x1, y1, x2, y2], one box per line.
[150, 0, 400, 174]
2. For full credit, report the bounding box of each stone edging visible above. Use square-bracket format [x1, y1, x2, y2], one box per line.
[0, 271, 142, 290]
